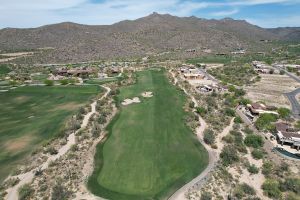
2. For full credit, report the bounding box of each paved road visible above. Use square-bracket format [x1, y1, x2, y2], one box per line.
[273, 65, 300, 119]
[285, 88, 300, 118]
[197, 68, 219, 83]
[236, 106, 253, 126]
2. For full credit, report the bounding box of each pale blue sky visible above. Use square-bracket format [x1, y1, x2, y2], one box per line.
[0, 0, 300, 28]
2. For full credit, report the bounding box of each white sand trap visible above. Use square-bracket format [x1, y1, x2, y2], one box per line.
[121, 97, 141, 106]
[141, 91, 153, 98]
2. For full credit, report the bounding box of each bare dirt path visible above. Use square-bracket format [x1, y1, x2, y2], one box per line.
[168, 69, 234, 200]
[4, 85, 111, 200]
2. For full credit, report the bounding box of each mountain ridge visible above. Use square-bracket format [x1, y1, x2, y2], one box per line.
[0, 13, 298, 63]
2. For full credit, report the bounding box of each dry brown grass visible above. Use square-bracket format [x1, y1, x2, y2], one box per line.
[4, 134, 34, 152]
[50, 102, 83, 112]
[245, 74, 300, 108]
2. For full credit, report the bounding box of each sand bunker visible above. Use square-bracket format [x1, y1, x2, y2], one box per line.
[141, 91, 153, 98]
[121, 97, 141, 106]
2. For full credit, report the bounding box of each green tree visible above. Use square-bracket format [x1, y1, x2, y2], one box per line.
[60, 79, 69, 85]
[239, 98, 251, 106]
[203, 129, 215, 145]
[279, 178, 300, 194]
[262, 179, 281, 198]
[234, 183, 256, 198]
[255, 113, 278, 131]
[262, 161, 274, 176]
[234, 116, 243, 124]
[247, 164, 259, 174]
[234, 89, 246, 97]
[251, 149, 264, 160]
[277, 107, 291, 119]
[244, 134, 264, 148]
[44, 79, 54, 86]
[225, 108, 235, 117]
[220, 146, 239, 166]
[196, 107, 207, 116]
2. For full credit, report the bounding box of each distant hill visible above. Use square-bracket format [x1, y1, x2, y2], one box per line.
[0, 12, 297, 63]
[268, 27, 300, 42]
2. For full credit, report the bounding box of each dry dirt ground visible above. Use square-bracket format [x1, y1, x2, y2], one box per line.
[245, 74, 300, 108]
[0, 52, 34, 63]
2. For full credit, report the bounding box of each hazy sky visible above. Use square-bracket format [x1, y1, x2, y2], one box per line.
[0, 0, 300, 28]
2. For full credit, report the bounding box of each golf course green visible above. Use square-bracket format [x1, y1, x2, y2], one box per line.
[88, 69, 208, 200]
[0, 85, 100, 182]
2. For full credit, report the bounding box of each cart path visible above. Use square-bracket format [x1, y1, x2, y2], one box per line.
[4, 86, 111, 200]
[168, 69, 234, 200]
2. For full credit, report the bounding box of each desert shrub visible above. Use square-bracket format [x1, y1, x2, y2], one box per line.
[44, 79, 54, 86]
[240, 183, 256, 195]
[19, 184, 34, 200]
[39, 184, 48, 192]
[224, 95, 236, 107]
[239, 98, 251, 106]
[279, 178, 300, 194]
[286, 192, 300, 200]
[203, 129, 215, 145]
[277, 107, 291, 119]
[9, 80, 18, 86]
[60, 79, 69, 85]
[70, 144, 78, 152]
[279, 162, 289, 172]
[98, 115, 107, 124]
[220, 146, 239, 166]
[251, 149, 264, 160]
[5, 177, 20, 187]
[224, 108, 235, 117]
[201, 191, 212, 200]
[295, 120, 300, 129]
[189, 101, 195, 109]
[196, 107, 207, 116]
[247, 164, 259, 174]
[234, 88, 246, 97]
[262, 179, 281, 198]
[243, 127, 254, 135]
[69, 78, 76, 85]
[234, 183, 256, 198]
[244, 134, 264, 148]
[51, 183, 71, 200]
[230, 130, 247, 153]
[79, 107, 86, 115]
[45, 147, 58, 155]
[222, 134, 234, 143]
[234, 116, 243, 123]
[34, 168, 43, 176]
[92, 125, 100, 138]
[262, 161, 274, 177]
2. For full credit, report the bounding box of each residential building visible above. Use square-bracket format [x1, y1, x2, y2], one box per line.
[276, 123, 300, 150]
[247, 103, 278, 115]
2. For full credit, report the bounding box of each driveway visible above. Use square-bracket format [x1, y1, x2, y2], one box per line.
[285, 88, 300, 118]
[272, 65, 300, 119]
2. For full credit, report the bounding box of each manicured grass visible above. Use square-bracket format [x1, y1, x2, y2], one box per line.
[0, 64, 11, 75]
[88, 70, 208, 200]
[0, 85, 101, 182]
[187, 55, 233, 64]
[84, 77, 120, 85]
